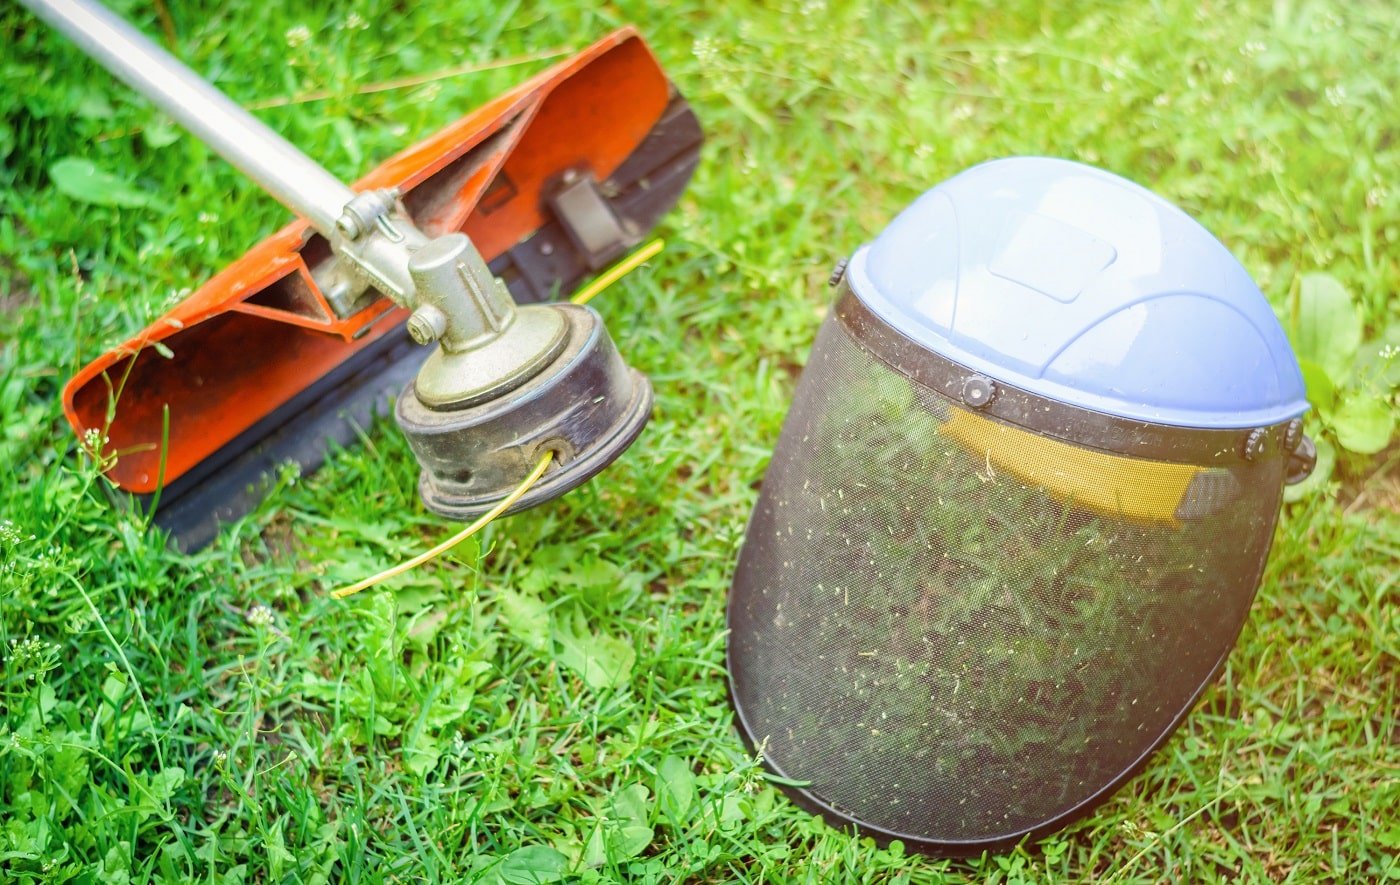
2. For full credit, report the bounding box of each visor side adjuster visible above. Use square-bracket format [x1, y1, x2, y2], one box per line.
[961, 375, 997, 410]
[1242, 427, 1268, 461]
[1285, 430, 1317, 486]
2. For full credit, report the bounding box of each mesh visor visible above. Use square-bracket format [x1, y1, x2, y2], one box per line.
[728, 305, 1285, 852]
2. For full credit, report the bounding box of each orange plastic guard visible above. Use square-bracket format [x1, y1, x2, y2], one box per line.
[63, 29, 671, 494]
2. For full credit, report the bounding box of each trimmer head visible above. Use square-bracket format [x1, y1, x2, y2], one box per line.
[398, 302, 653, 519]
[60, 28, 701, 548]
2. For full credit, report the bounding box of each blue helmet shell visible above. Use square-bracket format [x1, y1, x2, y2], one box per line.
[845, 157, 1308, 429]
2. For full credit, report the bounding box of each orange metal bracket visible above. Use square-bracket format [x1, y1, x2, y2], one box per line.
[64, 29, 672, 494]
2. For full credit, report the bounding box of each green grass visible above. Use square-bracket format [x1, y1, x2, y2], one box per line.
[2, 0, 1397, 881]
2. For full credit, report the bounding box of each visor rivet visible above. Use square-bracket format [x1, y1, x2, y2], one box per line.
[1242, 427, 1267, 461]
[961, 375, 997, 409]
[828, 258, 848, 288]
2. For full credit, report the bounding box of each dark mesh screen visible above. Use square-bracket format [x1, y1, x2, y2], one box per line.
[728, 314, 1285, 848]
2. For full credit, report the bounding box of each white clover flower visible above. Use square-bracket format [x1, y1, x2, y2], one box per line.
[1325, 84, 1346, 106]
[692, 36, 720, 68]
[4, 637, 58, 680]
[1367, 186, 1389, 208]
[1240, 40, 1266, 58]
[277, 462, 301, 487]
[246, 605, 274, 627]
[1313, 10, 1341, 32]
[285, 24, 312, 48]
[344, 12, 368, 31]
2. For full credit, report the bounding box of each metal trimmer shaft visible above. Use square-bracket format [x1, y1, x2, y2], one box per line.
[27, 0, 663, 527]
[23, 0, 566, 395]
[21, 0, 354, 235]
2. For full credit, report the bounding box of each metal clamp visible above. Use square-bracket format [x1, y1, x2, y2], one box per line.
[547, 169, 635, 270]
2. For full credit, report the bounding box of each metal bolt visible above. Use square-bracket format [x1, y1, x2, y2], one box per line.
[828, 257, 849, 288]
[335, 211, 361, 240]
[407, 304, 448, 344]
[1242, 427, 1268, 461]
[961, 375, 997, 409]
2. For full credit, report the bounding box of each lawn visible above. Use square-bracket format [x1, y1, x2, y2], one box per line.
[1, 0, 1397, 882]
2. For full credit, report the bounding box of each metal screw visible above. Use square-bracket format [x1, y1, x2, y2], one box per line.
[407, 304, 447, 344]
[828, 257, 848, 288]
[961, 375, 997, 409]
[1242, 427, 1268, 461]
